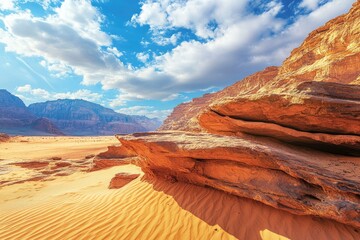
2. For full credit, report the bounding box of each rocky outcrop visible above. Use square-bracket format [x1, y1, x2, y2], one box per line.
[30, 118, 64, 136]
[2, 157, 95, 187]
[198, 81, 360, 156]
[28, 99, 161, 136]
[91, 158, 132, 171]
[160, 1, 360, 154]
[106, 1, 360, 228]
[160, 66, 279, 132]
[0, 133, 10, 142]
[109, 173, 140, 189]
[115, 132, 360, 228]
[161, 0, 360, 133]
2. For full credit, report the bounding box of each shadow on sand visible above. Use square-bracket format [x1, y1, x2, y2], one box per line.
[146, 177, 359, 240]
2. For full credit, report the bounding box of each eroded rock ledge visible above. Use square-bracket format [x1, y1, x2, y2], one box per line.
[101, 1, 360, 229]
[113, 132, 360, 228]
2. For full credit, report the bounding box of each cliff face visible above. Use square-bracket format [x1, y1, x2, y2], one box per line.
[28, 99, 161, 135]
[104, 1, 360, 228]
[0, 90, 63, 135]
[159, 66, 279, 131]
[161, 1, 360, 133]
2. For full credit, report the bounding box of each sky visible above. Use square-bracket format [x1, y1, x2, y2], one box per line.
[0, 0, 355, 120]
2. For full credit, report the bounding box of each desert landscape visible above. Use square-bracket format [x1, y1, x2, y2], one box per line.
[0, 136, 358, 240]
[0, 0, 360, 239]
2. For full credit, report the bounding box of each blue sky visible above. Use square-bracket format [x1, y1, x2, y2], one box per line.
[0, 0, 355, 120]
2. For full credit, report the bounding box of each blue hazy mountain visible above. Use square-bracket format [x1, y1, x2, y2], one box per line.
[28, 99, 161, 136]
[0, 89, 63, 135]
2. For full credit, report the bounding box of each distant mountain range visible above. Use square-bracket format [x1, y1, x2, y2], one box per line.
[0, 89, 161, 136]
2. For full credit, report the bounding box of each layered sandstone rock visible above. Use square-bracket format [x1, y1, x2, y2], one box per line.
[108, 173, 140, 189]
[160, 66, 279, 132]
[115, 132, 360, 228]
[161, 0, 360, 133]
[107, 1, 360, 228]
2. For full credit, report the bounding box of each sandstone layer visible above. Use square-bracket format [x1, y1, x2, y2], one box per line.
[105, 1, 360, 229]
[108, 172, 140, 189]
[161, 0, 360, 135]
[114, 132, 360, 228]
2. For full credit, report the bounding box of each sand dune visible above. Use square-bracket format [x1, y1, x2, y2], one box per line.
[0, 163, 358, 240]
[0, 137, 358, 239]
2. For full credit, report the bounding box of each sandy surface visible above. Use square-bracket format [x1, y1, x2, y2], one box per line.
[0, 137, 359, 240]
[0, 136, 118, 186]
[0, 136, 117, 160]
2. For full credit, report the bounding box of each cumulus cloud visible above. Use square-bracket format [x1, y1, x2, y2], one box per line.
[0, 0, 16, 11]
[107, 47, 123, 57]
[116, 106, 172, 120]
[0, 0, 355, 104]
[151, 32, 181, 46]
[16, 84, 103, 103]
[300, 0, 323, 10]
[40, 60, 72, 77]
[0, 0, 124, 86]
[136, 52, 150, 63]
[131, 0, 249, 39]
[121, 0, 354, 93]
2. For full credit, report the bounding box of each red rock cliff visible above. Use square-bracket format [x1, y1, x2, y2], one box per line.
[108, 1, 360, 229]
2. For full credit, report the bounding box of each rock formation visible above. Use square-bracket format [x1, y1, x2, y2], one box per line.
[0, 133, 10, 142]
[108, 173, 140, 189]
[115, 132, 360, 228]
[28, 99, 161, 135]
[0, 89, 63, 135]
[103, 1, 360, 228]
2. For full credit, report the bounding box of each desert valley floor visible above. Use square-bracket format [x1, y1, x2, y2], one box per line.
[0, 136, 358, 240]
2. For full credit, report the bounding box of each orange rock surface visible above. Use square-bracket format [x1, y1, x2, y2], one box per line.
[109, 173, 140, 189]
[115, 132, 360, 228]
[161, 1, 360, 133]
[108, 1, 360, 229]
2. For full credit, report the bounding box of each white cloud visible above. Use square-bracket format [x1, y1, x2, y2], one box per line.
[132, 0, 249, 39]
[300, 0, 322, 10]
[136, 52, 150, 63]
[0, 0, 16, 11]
[107, 47, 123, 57]
[140, 39, 150, 47]
[152, 32, 181, 46]
[17, 84, 32, 92]
[109, 91, 148, 108]
[40, 60, 72, 77]
[161, 93, 181, 101]
[131, 2, 168, 29]
[53, 89, 102, 101]
[0, 0, 124, 86]
[0, 0, 355, 104]
[116, 106, 172, 120]
[16, 84, 103, 103]
[118, 0, 353, 95]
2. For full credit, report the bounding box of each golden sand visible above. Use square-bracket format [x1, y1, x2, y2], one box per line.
[0, 137, 358, 240]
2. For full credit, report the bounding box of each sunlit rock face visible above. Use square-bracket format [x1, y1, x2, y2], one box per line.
[107, 1, 360, 228]
[115, 132, 360, 228]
